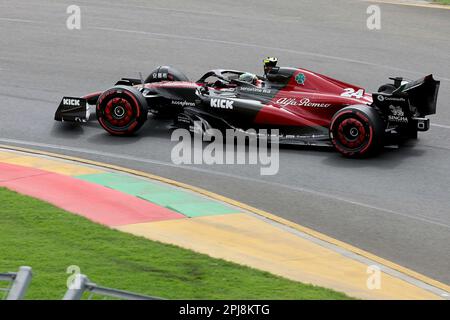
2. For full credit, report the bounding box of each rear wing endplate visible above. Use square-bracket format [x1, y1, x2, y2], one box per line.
[394, 74, 440, 116]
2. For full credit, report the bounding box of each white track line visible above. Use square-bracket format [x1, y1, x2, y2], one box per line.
[0, 17, 41, 24]
[365, 0, 450, 10]
[0, 137, 449, 230]
[432, 123, 450, 130]
[1, 15, 448, 82]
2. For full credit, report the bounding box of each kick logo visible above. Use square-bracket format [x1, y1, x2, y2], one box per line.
[63, 98, 81, 106]
[210, 98, 234, 110]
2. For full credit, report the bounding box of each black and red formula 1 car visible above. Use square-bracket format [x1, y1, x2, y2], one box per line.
[55, 62, 440, 157]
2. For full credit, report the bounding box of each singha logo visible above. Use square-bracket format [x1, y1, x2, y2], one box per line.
[388, 105, 408, 123]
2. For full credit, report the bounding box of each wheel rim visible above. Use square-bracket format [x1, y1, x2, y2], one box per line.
[103, 97, 134, 128]
[336, 118, 368, 150]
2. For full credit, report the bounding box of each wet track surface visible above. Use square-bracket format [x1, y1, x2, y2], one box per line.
[0, 0, 449, 283]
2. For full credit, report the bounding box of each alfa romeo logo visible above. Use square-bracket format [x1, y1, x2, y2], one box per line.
[295, 73, 306, 85]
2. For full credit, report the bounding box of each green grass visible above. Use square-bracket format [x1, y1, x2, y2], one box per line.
[0, 187, 351, 300]
[434, 0, 450, 4]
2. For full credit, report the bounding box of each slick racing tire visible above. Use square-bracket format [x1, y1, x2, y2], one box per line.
[330, 105, 385, 158]
[96, 86, 148, 136]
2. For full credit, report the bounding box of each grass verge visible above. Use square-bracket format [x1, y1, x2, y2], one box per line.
[0, 187, 351, 300]
[434, 0, 450, 5]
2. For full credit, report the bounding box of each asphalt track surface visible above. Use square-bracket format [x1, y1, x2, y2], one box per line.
[0, 0, 449, 284]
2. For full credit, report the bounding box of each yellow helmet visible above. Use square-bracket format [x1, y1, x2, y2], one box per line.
[263, 57, 278, 75]
[263, 57, 278, 67]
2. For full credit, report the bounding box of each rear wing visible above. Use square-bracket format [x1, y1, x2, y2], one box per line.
[372, 74, 440, 117]
[394, 74, 440, 116]
[54, 97, 90, 123]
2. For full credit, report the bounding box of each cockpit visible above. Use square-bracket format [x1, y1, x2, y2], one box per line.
[196, 68, 293, 90]
[197, 70, 258, 88]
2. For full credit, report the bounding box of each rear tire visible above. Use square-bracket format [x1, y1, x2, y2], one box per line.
[96, 86, 148, 136]
[330, 105, 385, 158]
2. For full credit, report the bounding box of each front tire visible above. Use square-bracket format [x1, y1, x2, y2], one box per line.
[96, 86, 148, 136]
[330, 105, 385, 158]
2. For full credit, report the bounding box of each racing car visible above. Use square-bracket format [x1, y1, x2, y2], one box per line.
[55, 58, 440, 157]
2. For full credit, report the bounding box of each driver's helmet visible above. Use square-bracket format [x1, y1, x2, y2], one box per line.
[263, 57, 278, 75]
[238, 72, 257, 85]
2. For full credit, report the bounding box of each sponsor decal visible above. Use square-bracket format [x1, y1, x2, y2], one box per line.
[210, 98, 234, 109]
[388, 105, 408, 123]
[240, 87, 272, 94]
[171, 100, 196, 107]
[389, 105, 404, 116]
[388, 116, 408, 123]
[152, 72, 168, 79]
[385, 96, 406, 102]
[154, 82, 197, 88]
[63, 98, 81, 106]
[177, 114, 190, 124]
[377, 95, 406, 102]
[295, 73, 306, 85]
[276, 97, 331, 108]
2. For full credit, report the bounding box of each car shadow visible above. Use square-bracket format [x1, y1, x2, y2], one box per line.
[83, 117, 177, 146]
[51, 116, 427, 168]
[50, 122, 87, 139]
[320, 142, 426, 169]
[273, 139, 426, 170]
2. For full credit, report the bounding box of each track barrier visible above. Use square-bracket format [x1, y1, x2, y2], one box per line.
[0, 266, 33, 300]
